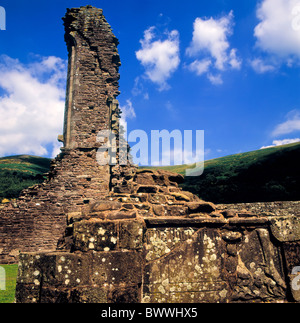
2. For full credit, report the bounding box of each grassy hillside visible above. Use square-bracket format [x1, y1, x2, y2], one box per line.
[0, 155, 51, 199]
[143, 142, 300, 204]
[1, 142, 300, 203]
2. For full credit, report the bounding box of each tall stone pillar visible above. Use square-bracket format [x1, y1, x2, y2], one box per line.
[61, 6, 121, 149]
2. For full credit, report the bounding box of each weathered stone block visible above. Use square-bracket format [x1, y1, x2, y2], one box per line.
[221, 210, 237, 218]
[73, 220, 118, 252]
[231, 229, 286, 301]
[42, 252, 91, 288]
[109, 285, 141, 303]
[152, 204, 166, 216]
[143, 228, 228, 303]
[15, 283, 40, 303]
[90, 200, 122, 212]
[144, 227, 196, 262]
[106, 210, 137, 220]
[157, 170, 184, 184]
[169, 192, 191, 202]
[113, 185, 132, 194]
[165, 205, 188, 217]
[18, 252, 91, 288]
[288, 273, 300, 302]
[119, 220, 144, 250]
[148, 194, 167, 204]
[70, 286, 108, 303]
[40, 287, 70, 303]
[17, 252, 45, 285]
[16, 251, 92, 302]
[91, 251, 143, 285]
[135, 173, 155, 185]
[282, 242, 300, 302]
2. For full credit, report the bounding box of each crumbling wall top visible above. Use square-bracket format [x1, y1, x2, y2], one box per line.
[61, 5, 121, 149]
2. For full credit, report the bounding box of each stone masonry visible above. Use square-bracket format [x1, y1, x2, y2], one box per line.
[1, 6, 300, 303]
[0, 6, 118, 264]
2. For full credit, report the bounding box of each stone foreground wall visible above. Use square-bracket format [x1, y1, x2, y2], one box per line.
[15, 214, 300, 303]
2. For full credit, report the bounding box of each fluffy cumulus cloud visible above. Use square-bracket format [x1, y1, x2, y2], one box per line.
[135, 26, 180, 91]
[186, 11, 241, 84]
[254, 0, 300, 62]
[261, 138, 300, 149]
[0, 55, 67, 158]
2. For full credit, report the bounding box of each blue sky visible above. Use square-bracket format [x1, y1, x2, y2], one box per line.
[0, 0, 300, 165]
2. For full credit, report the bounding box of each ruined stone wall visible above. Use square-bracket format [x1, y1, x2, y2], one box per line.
[14, 164, 300, 303]
[15, 213, 300, 303]
[62, 6, 120, 149]
[0, 6, 121, 264]
[2, 6, 300, 303]
[0, 150, 110, 264]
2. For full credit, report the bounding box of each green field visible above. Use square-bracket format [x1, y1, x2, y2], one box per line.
[0, 264, 18, 303]
[0, 155, 51, 199]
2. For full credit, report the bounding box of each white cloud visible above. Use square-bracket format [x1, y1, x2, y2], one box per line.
[0, 55, 66, 158]
[272, 110, 300, 136]
[186, 11, 241, 84]
[186, 59, 212, 76]
[207, 73, 223, 85]
[151, 147, 204, 166]
[51, 140, 63, 158]
[229, 48, 242, 69]
[120, 99, 136, 129]
[186, 12, 233, 70]
[250, 58, 276, 73]
[186, 60, 224, 85]
[261, 138, 300, 149]
[254, 0, 300, 62]
[131, 76, 149, 99]
[135, 26, 180, 91]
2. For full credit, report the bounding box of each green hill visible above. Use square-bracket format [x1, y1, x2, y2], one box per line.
[0, 155, 51, 199]
[1, 142, 300, 203]
[143, 142, 300, 204]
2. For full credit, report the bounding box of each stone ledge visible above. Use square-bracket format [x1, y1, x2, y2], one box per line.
[144, 216, 270, 227]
